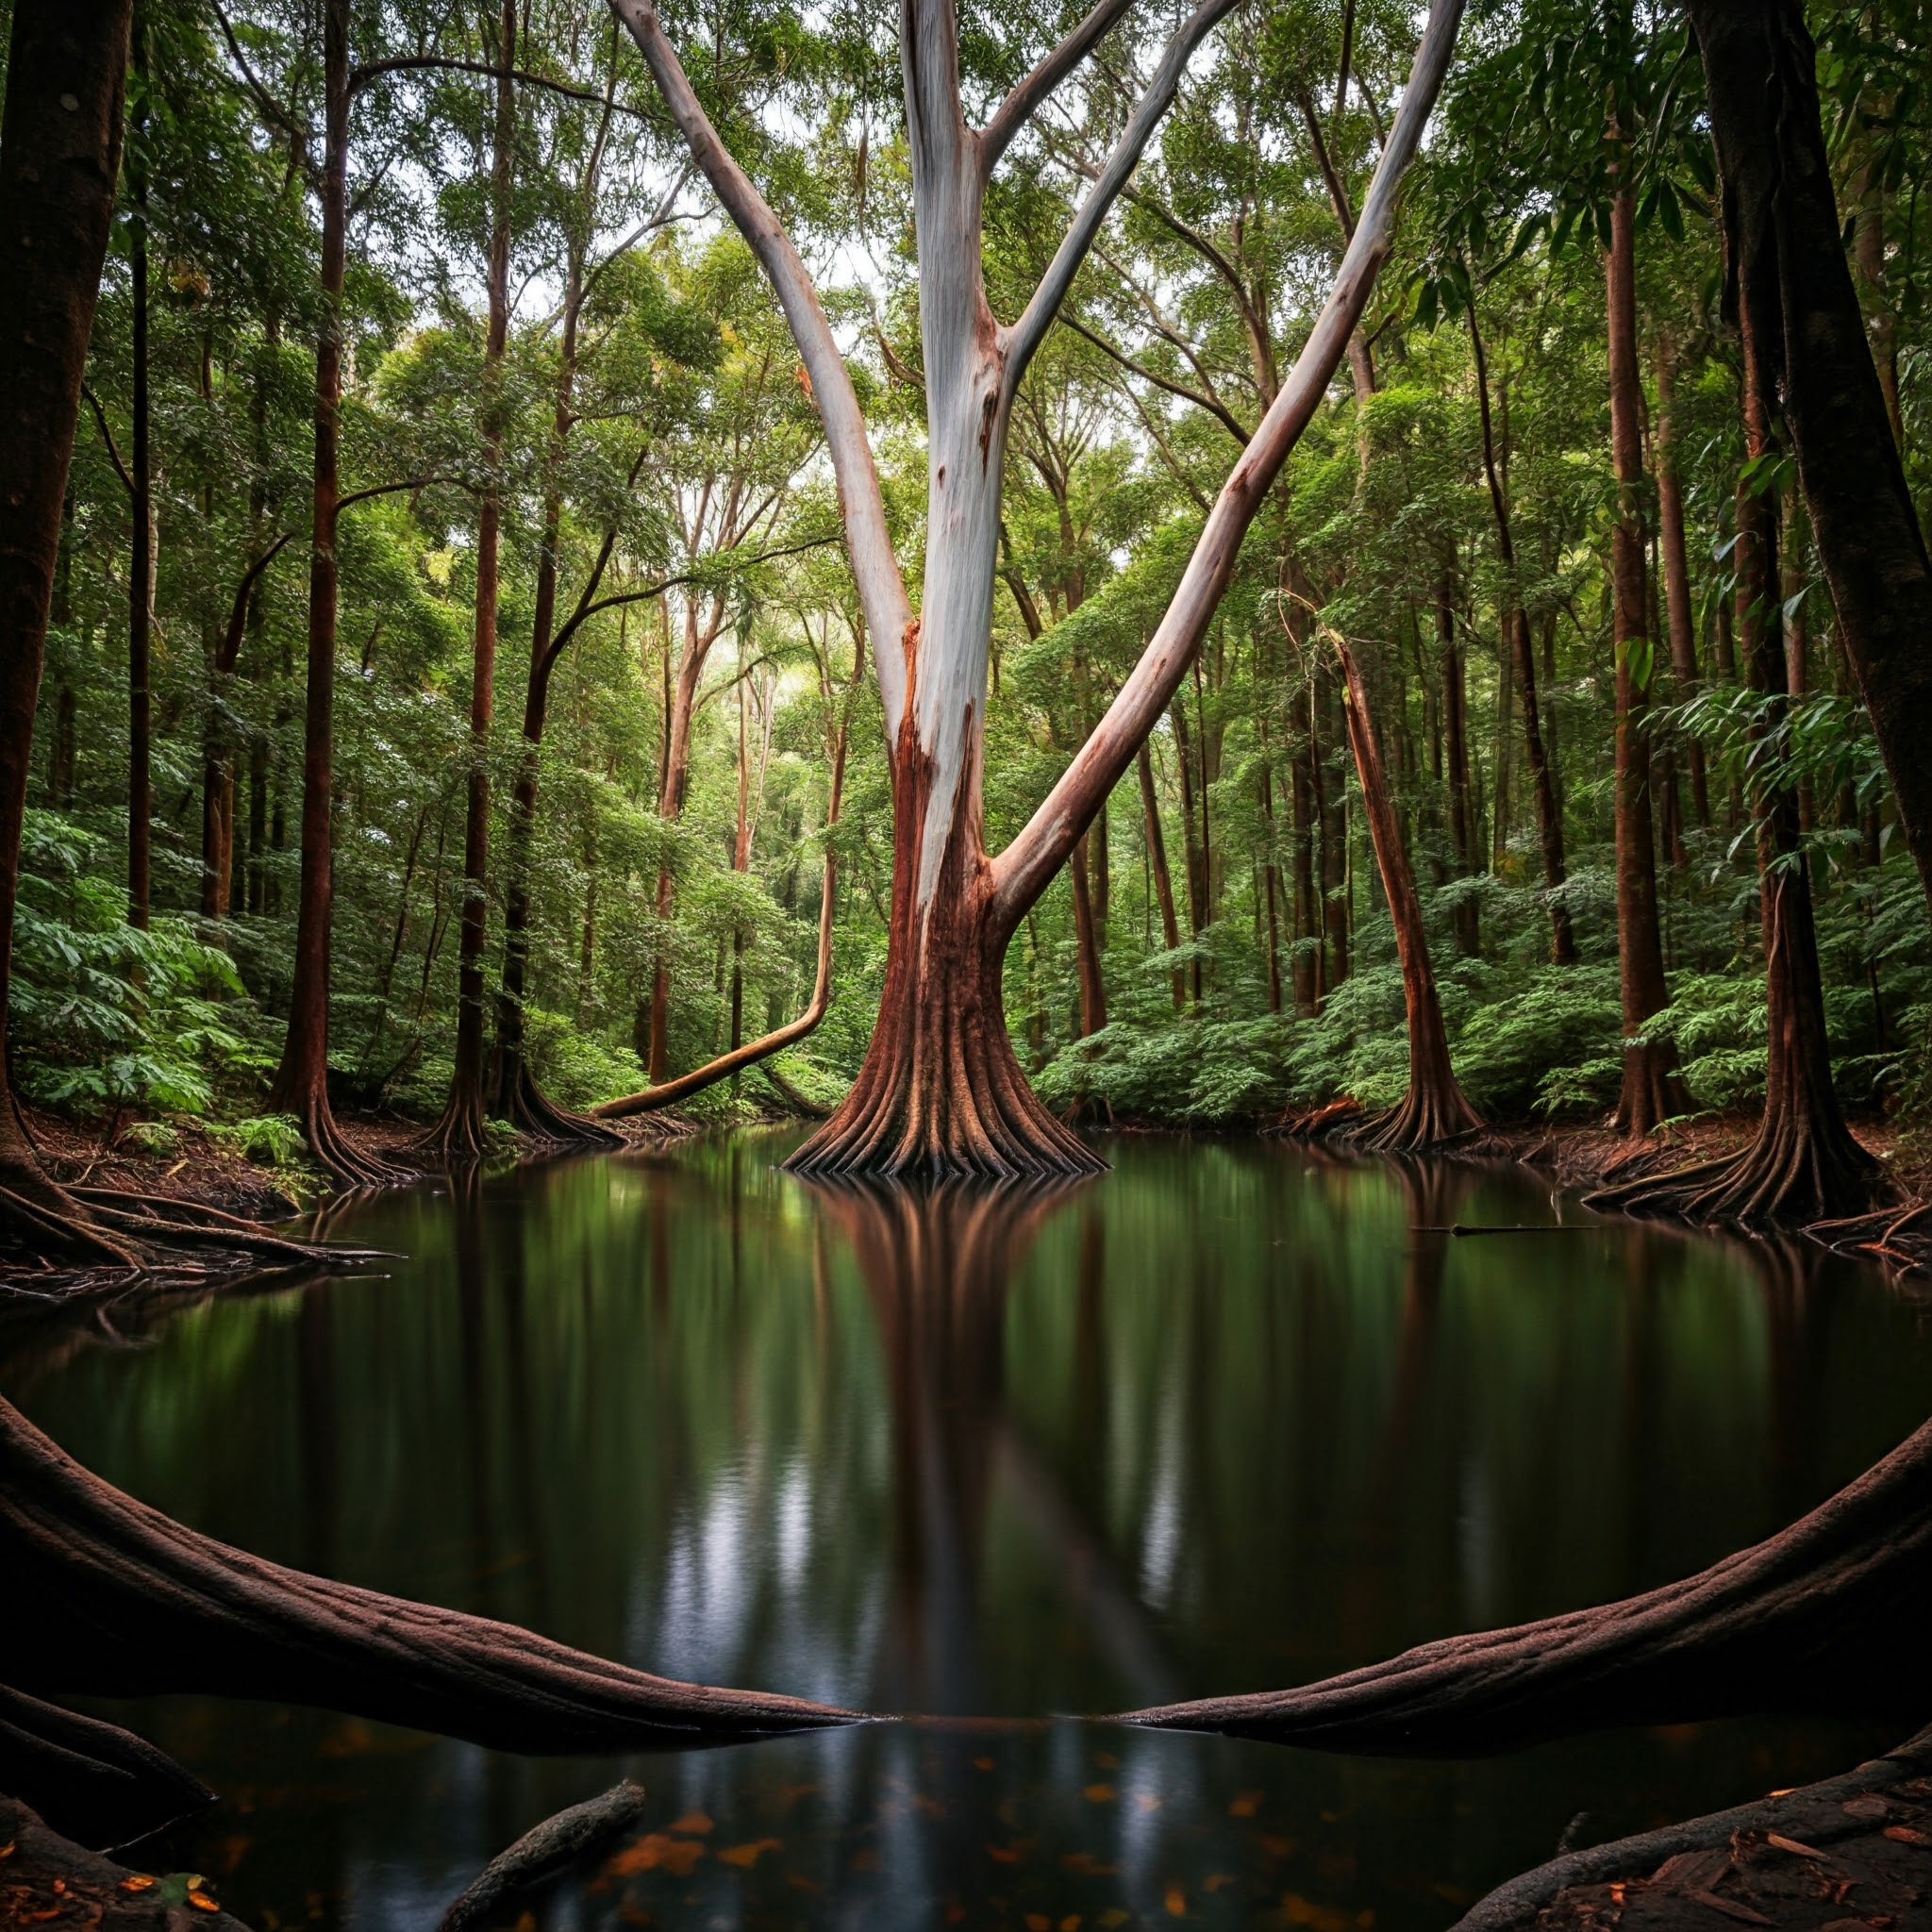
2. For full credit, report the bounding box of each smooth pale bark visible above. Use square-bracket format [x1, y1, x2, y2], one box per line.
[616, 0, 1463, 1176]
[1687, 0, 1932, 922]
[1605, 178, 1682, 1138]
[1335, 639, 1480, 1150]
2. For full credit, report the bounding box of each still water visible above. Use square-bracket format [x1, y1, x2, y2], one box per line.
[7, 1132, 1932, 1931]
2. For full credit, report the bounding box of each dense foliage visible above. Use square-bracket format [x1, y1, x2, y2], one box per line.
[22, 0, 1932, 1162]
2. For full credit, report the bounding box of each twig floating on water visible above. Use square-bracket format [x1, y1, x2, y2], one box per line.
[440, 1779, 651, 1932]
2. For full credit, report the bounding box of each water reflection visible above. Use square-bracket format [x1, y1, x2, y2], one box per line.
[4, 1135, 1928, 1929]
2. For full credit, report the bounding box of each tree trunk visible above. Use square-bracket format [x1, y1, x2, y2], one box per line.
[1334, 640, 1480, 1150]
[1290, 737, 1320, 1014]
[1595, 308, 1881, 1225]
[1136, 741, 1185, 1010]
[125, 3, 151, 931]
[1468, 303, 1573, 962]
[416, 0, 514, 1161]
[1655, 338, 1710, 827]
[1606, 174, 1682, 1139]
[264, 0, 394, 1187]
[1317, 669, 1351, 989]
[1687, 0, 1932, 923]
[1437, 558, 1479, 958]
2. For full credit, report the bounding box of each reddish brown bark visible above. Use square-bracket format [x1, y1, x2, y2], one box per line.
[1655, 339, 1710, 828]
[1469, 303, 1573, 963]
[125, 3, 151, 932]
[1606, 177, 1683, 1138]
[1136, 741, 1185, 1010]
[1070, 831, 1108, 1036]
[1593, 301, 1881, 1224]
[787, 705, 1099, 1181]
[264, 0, 394, 1187]
[1334, 640, 1480, 1150]
[416, 0, 514, 1161]
[0, 1395, 858, 1754]
[1436, 559, 1479, 958]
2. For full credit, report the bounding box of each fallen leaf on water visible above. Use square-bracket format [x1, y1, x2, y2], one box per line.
[1060, 1918, 1083, 1930]
[1083, 1785, 1116, 1804]
[669, 1812, 713, 1837]
[1230, 1797, 1258, 1819]
[608, 1834, 705, 1878]
[1164, 1885, 1186, 1917]
[718, 1840, 781, 1869]
[1060, 1853, 1116, 1876]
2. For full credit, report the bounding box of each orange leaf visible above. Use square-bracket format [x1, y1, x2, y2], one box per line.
[188, 1890, 222, 1912]
[669, 1812, 713, 1838]
[718, 1840, 780, 1870]
[1083, 1784, 1116, 1804]
[608, 1834, 704, 1878]
[118, 1877, 157, 1893]
[1164, 1885, 1187, 1917]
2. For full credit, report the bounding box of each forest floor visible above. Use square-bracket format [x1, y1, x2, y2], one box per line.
[0, 1795, 252, 1932]
[1455, 1726, 1932, 1931]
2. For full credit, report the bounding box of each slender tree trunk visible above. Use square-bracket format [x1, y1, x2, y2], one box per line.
[1290, 736, 1320, 1014]
[1136, 741, 1184, 1010]
[1316, 670, 1350, 989]
[1071, 832, 1107, 1036]
[644, 606, 709, 1082]
[1335, 640, 1480, 1149]
[1606, 172, 1682, 1138]
[264, 0, 391, 1186]
[1655, 338, 1709, 828]
[1437, 558, 1479, 958]
[1468, 303, 1573, 961]
[1687, 0, 1932, 923]
[417, 0, 514, 1159]
[125, 2, 151, 931]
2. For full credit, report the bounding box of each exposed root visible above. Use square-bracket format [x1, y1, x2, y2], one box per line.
[0, 1394, 865, 1751]
[1276, 1098, 1369, 1140]
[440, 1779, 650, 1932]
[1808, 1199, 1932, 1273]
[282, 1090, 402, 1191]
[1586, 1111, 1889, 1228]
[0, 1684, 213, 1847]
[408, 1077, 495, 1165]
[1341, 1081, 1484, 1157]
[1120, 1408, 1932, 1752]
[496, 1062, 624, 1146]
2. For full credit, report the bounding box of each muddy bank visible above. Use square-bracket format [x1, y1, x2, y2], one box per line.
[1457, 1725, 1932, 1931]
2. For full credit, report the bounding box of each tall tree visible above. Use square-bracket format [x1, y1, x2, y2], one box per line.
[611, 0, 1464, 1178]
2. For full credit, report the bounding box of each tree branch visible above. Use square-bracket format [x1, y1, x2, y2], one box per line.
[348, 54, 656, 123]
[978, 0, 1139, 179]
[208, 0, 312, 161]
[608, 0, 913, 736]
[334, 475, 465, 515]
[989, 0, 1465, 932]
[1061, 312, 1250, 444]
[1001, 0, 1248, 407]
[79, 385, 134, 498]
[214, 531, 296, 677]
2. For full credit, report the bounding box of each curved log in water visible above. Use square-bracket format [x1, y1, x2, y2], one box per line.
[0, 1395, 865, 1753]
[1120, 1410, 1932, 1751]
[0, 1685, 212, 1848]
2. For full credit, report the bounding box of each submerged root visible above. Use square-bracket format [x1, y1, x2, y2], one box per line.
[1120, 1409, 1932, 1754]
[0, 1394, 864, 1751]
[1587, 1112, 1888, 1228]
[0, 1685, 212, 1847]
[1807, 1200, 1932, 1272]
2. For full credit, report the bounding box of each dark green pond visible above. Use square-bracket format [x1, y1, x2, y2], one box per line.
[7, 1131, 1931, 1931]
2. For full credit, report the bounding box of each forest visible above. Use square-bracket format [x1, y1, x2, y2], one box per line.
[4, 0, 1932, 1924]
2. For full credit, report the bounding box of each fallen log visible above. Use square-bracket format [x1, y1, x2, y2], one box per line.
[0, 1687, 210, 1849]
[0, 1395, 864, 1753]
[439, 1778, 650, 1932]
[1121, 1412, 1932, 1752]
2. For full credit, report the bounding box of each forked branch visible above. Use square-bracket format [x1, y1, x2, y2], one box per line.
[978, 0, 1139, 179]
[990, 0, 1464, 934]
[1001, 0, 1249, 406]
[607, 0, 913, 732]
